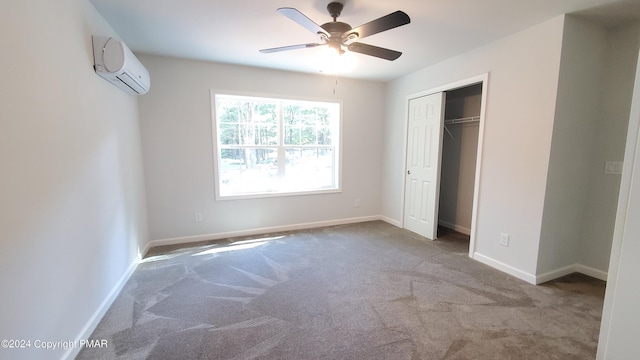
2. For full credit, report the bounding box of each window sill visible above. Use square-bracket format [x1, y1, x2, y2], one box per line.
[216, 188, 342, 201]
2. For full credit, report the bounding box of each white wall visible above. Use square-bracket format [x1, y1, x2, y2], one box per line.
[137, 55, 385, 243]
[597, 38, 640, 360]
[0, 1, 148, 359]
[537, 16, 607, 277]
[580, 22, 640, 273]
[537, 19, 640, 280]
[382, 16, 565, 280]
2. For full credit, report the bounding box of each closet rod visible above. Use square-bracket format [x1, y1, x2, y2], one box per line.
[444, 116, 480, 125]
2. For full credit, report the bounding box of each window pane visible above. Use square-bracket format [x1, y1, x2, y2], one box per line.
[256, 124, 278, 146]
[219, 123, 239, 145]
[284, 126, 300, 145]
[220, 149, 244, 161]
[318, 126, 331, 145]
[252, 102, 278, 145]
[216, 99, 241, 123]
[219, 148, 279, 196]
[283, 103, 335, 146]
[283, 105, 301, 126]
[283, 148, 334, 190]
[216, 98, 278, 146]
[301, 126, 317, 145]
[214, 94, 340, 198]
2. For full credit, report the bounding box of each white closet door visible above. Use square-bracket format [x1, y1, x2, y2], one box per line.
[403, 92, 445, 240]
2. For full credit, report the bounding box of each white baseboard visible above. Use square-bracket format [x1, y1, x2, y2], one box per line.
[472, 252, 609, 285]
[140, 239, 152, 259]
[438, 220, 471, 235]
[472, 252, 538, 284]
[574, 264, 608, 281]
[476, 260, 610, 285]
[535, 265, 577, 284]
[379, 215, 402, 228]
[536, 263, 608, 283]
[63, 255, 140, 360]
[147, 215, 384, 249]
[536, 264, 608, 284]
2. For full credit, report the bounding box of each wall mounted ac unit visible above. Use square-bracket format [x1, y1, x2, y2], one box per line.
[92, 36, 150, 95]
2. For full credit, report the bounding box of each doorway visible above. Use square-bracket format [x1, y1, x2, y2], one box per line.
[402, 74, 488, 256]
[439, 83, 483, 236]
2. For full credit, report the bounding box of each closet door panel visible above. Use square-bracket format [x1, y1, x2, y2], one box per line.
[404, 92, 445, 240]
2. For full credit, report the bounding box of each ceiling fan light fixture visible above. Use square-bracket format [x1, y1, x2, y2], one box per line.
[328, 41, 344, 56]
[312, 46, 356, 74]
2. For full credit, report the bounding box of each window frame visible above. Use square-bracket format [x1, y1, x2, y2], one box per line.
[211, 90, 343, 200]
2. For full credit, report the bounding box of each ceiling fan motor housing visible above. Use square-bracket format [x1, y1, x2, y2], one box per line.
[321, 21, 352, 36]
[322, 2, 356, 52]
[327, 2, 344, 20]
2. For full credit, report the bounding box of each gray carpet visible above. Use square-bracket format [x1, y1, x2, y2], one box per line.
[78, 221, 605, 359]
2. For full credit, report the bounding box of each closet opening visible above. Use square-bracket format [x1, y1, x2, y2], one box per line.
[402, 73, 487, 256]
[438, 83, 483, 246]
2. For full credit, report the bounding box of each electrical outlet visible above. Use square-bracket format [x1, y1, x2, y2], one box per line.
[194, 212, 203, 222]
[499, 233, 510, 247]
[355, 199, 361, 207]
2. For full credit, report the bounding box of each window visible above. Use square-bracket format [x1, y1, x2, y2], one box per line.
[212, 93, 341, 199]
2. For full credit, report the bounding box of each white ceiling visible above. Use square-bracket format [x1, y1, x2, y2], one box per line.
[89, 0, 640, 82]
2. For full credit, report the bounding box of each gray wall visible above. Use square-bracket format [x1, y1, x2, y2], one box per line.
[384, 13, 639, 283]
[537, 16, 608, 277]
[580, 22, 640, 273]
[0, 1, 149, 359]
[383, 16, 566, 281]
[137, 55, 386, 243]
[597, 35, 640, 359]
[538, 18, 640, 279]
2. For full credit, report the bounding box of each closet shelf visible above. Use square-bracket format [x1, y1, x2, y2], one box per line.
[444, 116, 480, 125]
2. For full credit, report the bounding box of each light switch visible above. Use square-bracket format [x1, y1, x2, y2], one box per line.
[500, 233, 509, 247]
[605, 161, 623, 175]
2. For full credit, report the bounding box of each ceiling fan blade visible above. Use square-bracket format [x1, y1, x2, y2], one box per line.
[348, 42, 402, 61]
[277, 8, 329, 37]
[348, 11, 410, 40]
[260, 43, 322, 53]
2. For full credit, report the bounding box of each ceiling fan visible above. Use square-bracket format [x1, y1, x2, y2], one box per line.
[259, 2, 410, 61]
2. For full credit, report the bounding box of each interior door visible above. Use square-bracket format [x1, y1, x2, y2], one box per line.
[403, 92, 445, 240]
